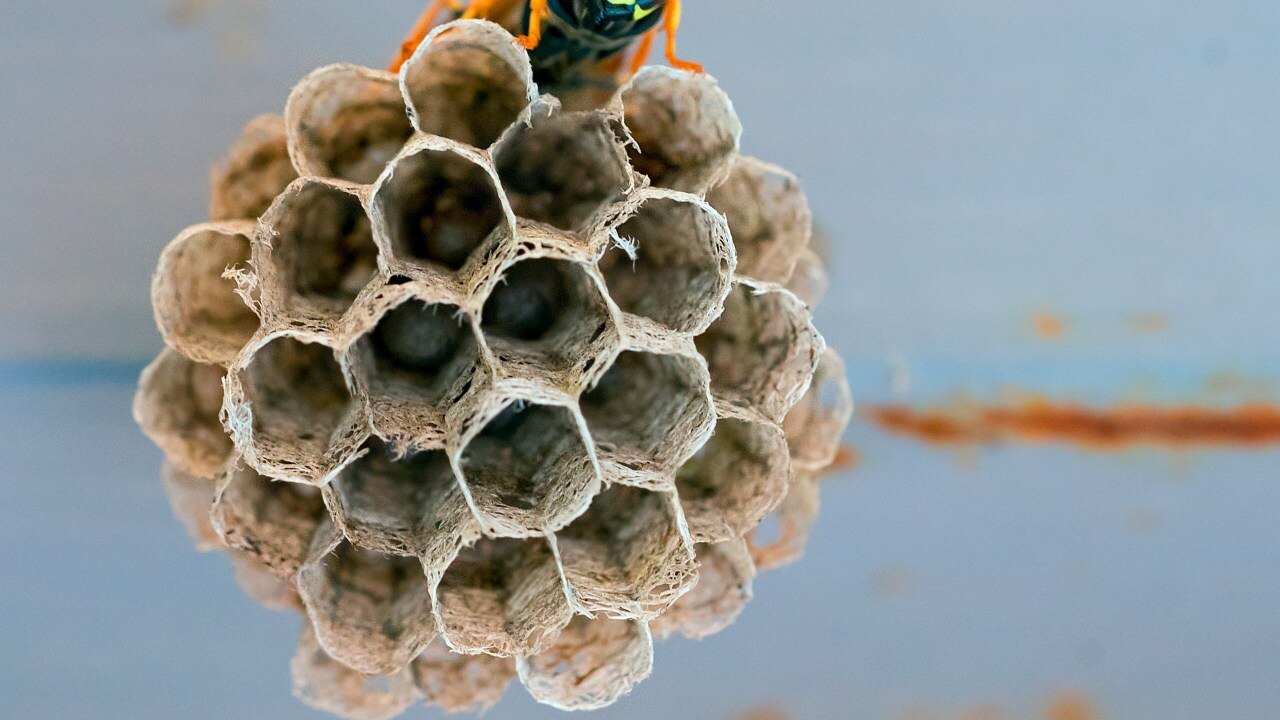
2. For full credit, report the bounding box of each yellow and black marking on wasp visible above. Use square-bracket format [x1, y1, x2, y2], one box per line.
[391, 0, 701, 85]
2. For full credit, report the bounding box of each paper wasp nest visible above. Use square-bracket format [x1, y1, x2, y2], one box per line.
[135, 20, 851, 719]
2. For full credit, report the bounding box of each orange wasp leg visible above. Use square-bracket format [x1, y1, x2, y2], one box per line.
[516, 0, 550, 50]
[627, 27, 658, 77]
[389, 0, 464, 72]
[663, 0, 704, 73]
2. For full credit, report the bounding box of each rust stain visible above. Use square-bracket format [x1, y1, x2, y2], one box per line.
[865, 398, 1280, 451]
[1044, 691, 1097, 720]
[1130, 313, 1168, 334]
[733, 703, 789, 720]
[1033, 313, 1067, 340]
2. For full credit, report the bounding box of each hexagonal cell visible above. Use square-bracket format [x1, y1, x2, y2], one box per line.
[598, 192, 734, 335]
[292, 622, 418, 720]
[651, 538, 755, 641]
[706, 156, 812, 284]
[371, 139, 509, 275]
[433, 537, 572, 657]
[256, 179, 379, 323]
[786, 246, 829, 308]
[134, 350, 231, 478]
[160, 462, 221, 552]
[783, 349, 853, 471]
[675, 414, 792, 544]
[493, 104, 632, 233]
[298, 531, 438, 675]
[210, 114, 298, 221]
[152, 222, 259, 365]
[344, 298, 487, 451]
[619, 67, 741, 194]
[517, 616, 652, 711]
[747, 468, 821, 573]
[555, 485, 696, 620]
[412, 638, 515, 713]
[210, 462, 326, 577]
[285, 64, 414, 185]
[695, 282, 823, 423]
[480, 257, 616, 385]
[453, 397, 600, 538]
[581, 348, 714, 488]
[324, 438, 480, 576]
[223, 334, 368, 485]
[400, 20, 535, 148]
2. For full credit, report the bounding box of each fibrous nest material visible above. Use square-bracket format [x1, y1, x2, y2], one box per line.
[135, 20, 851, 719]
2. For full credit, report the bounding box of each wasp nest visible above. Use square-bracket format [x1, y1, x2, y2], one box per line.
[135, 20, 851, 719]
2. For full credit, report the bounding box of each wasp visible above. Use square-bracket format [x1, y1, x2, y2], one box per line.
[390, 0, 702, 85]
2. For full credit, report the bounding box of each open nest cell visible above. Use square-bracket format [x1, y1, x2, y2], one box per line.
[210, 114, 298, 222]
[581, 348, 715, 486]
[298, 530, 438, 675]
[517, 616, 653, 711]
[211, 462, 327, 577]
[224, 335, 367, 484]
[152, 222, 259, 365]
[707, 155, 813, 284]
[598, 192, 734, 334]
[324, 437, 479, 572]
[400, 20, 535, 148]
[372, 141, 509, 275]
[555, 484, 696, 620]
[135, 350, 232, 478]
[651, 538, 756, 640]
[345, 298, 486, 451]
[676, 415, 792, 544]
[454, 398, 599, 537]
[257, 179, 379, 321]
[433, 537, 572, 657]
[480, 257, 616, 385]
[619, 67, 741, 195]
[493, 103, 633, 233]
[287, 64, 414, 185]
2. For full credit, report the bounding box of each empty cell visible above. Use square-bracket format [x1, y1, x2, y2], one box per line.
[374, 149, 505, 272]
[706, 156, 812, 284]
[325, 437, 477, 564]
[401, 21, 534, 148]
[555, 485, 696, 620]
[298, 539, 438, 675]
[230, 336, 361, 482]
[434, 537, 572, 657]
[134, 349, 232, 478]
[783, 349, 853, 471]
[581, 350, 713, 476]
[210, 114, 297, 221]
[287, 65, 413, 184]
[599, 195, 733, 334]
[368, 300, 481, 400]
[494, 108, 631, 232]
[481, 258, 613, 379]
[152, 223, 258, 365]
[651, 538, 755, 641]
[412, 639, 515, 713]
[695, 283, 822, 423]
[211, 463, 327, 577]
[517, 616, 653, 711]
[291, 623, 418, 720]
[620, 67, 741, 194]
[457, 400, 599, 537]
[262, 181, 379, 315]
[675, 416, 791, 544]
[747, 468, 821, 573]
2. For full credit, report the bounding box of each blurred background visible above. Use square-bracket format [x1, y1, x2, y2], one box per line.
[3, 1, 1279, 718]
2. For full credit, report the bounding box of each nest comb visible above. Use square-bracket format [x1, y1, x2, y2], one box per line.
[135, 20, 852, 719]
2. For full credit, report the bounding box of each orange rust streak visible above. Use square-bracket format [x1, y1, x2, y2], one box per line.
[1033, 313, 1066, 340]
[1044, 692, 1097, 720]
[866, 399, 1280, 451]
